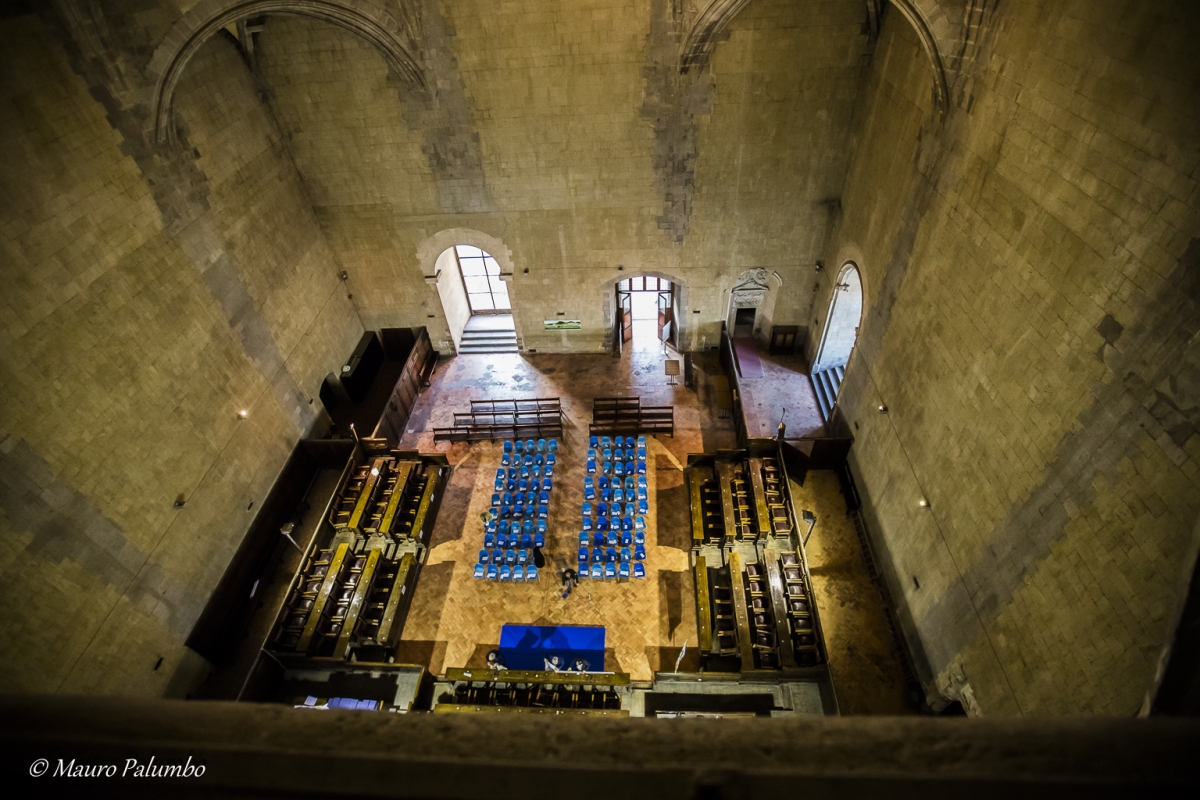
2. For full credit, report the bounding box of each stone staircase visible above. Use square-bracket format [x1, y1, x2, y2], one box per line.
[458, 325, 518, 354]
[811, 364, 846, 421]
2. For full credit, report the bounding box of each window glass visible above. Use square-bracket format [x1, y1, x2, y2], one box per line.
[456, 245, 484, 258]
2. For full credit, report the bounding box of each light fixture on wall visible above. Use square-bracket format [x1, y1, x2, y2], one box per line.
[878, 404, 888, 414]
[815, 261, 824, 272]
[237, 409, 248, 420]
[338, 270, 348, 281]
[919, 499, 930, 509]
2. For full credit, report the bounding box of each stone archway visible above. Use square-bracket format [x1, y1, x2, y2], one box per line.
[417, 229, 518, 354]
[600, 271, 690, 353]
[147, 0, 424, 144]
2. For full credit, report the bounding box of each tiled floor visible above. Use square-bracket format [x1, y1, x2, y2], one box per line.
[395, 347, 914, 712]
[463, 314, 515, 332]
[736, 349, 827, 438]
[396, 348, 735, 681]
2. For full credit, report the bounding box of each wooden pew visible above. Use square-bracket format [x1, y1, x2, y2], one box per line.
[716, 462, 739, 546]
[333, 549, 381, 659]
[348, 457, 388, 531]
[727, 551, 755, 671]
[297, 542, 350, 653]
[378, 552, 417, 649]
[378, 460, 417, 536]
[694, 556, 713, 655]
[764, 555, 797, 668]
[749, 457, 772, 541]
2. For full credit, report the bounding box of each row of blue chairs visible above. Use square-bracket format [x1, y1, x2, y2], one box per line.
[579, 529, 644, 547]
[486, 518, 547, 535]
[500, 451, 558, 468]
[475, 563, 539, 581]
[586, 459, 645, 477]
[480, 547, 537, 566]
[485, 532, 546, 550]
[582, 492, 650, 514]
[581, 514, 644, 532]
[505, 439, 559, 455]
[578, 545, 646, 564]
[580, 561, 644, 580]
[590, 447, 646, 462]
[495, 463, 554, 488]
[590, 435, 646, 450]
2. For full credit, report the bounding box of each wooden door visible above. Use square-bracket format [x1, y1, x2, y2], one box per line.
[620, 290, 633, 343]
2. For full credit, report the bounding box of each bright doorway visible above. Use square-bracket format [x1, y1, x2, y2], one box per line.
[615, 276, 676, 353]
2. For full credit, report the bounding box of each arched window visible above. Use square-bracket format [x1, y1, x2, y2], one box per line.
[812, 264, 863, 418]
[455, 245, 510, 314]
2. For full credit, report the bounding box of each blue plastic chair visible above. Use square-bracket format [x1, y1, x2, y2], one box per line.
[512, 502, 524, 519]
[605, 546, 618, 563]
[525, 439, 536, 454]
[581, 501, 592, 517]
[638, 499, 649, 514]
[601, 460, 613, 476]
[587, 448, 597, 461]
[614, 461, 625, 477]
[637, 436, 647, 448]
[591, 562, 603, 579]
[637, 486, 647, 500]
[620, 530, 632, 546]
[634, 544, 646, 561]
[521, 533, 533, 549]
[501, 453, 511, 466]
[577, 564, 587, 580]
[524, 454, 535, 466]
[596, 516, 609, 532]
[620, 547, 632, 563]
[520, 520, 532, 536]
[622, 503, 635, 518]
[499, 519, 511, 534]
[584, 478, 595, 500]
[637, 475, 647, 487]
[601, 488, 612, 503]
[614, 436, 624, 449]
[474, 563, 486, 579]
[539, 490, 550, 506]
[637, 460, 647, 475]
[534, 533, 545, 549]
[600, 436, 611, 449]
[613, 488, 625, 503]
[635, 531, 645, 545]
[602, 448, 613, 462]
[526, 565, 539, 580]
[487, 563, 499, 580]
[486, 518, 498, 533]
[542, 478, 553, 493]
[518, 479, 529, 493]
[579, 531, 590, 546]
[586, 459, 596, 475]
[590, 435, 599, 448]
[633, 562, 645, 579]
[547, 453, 556, 465]
[597, 501, 608, 517]
[484, 533, 495, 549]
[593, 531, 606, 547]
[537, 438, 546, 453]
[513, 565, 525, 581]
[591, 548, 604, 563]
[537, 518, 547, 533]
[500, 565, 512, 582]
[637, 447, 647, 460]
[537, 504, 549, 519]
[604, 562, 616, 579]
[491, 548, 504, 564]
[504, 440, 514, 454]
[517, 549, 529, 566]
[578, 547, 589, 565]
[598, 476, 609, 491]
[478, 549, 490, 564]
[626, 448, 636, 462]
[495, 478, 506, 492]
[581, 515, 593, 531]
[619, 562, 630, 580]
[606, 530, 618, 547]
[514, 440, 525, 454]
[621, 516, 634, 531]
[548, 438, 558, 453]
[635, 515, 646, 530]
[505, 549, 517, 565]
[545, 462, 555, 478]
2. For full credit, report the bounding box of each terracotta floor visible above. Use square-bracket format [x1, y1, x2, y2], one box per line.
[396, 348, 736, 681]
[736, 349, 827, 439]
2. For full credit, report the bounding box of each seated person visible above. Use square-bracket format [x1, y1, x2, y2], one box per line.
[544, 655, 563, 672]
[486, 650, 508, 670]
[571, 658, 590, 673]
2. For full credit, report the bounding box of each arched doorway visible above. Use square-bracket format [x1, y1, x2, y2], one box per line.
[614, 275, 677, 354]
[432, 244, 516, 354]
[812, 263, 863, 419]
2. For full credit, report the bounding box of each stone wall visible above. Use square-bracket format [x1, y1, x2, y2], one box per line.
[820, 1, 1200, 715]
[0, 15, 361, 695]
[254, 0, 871, 354]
